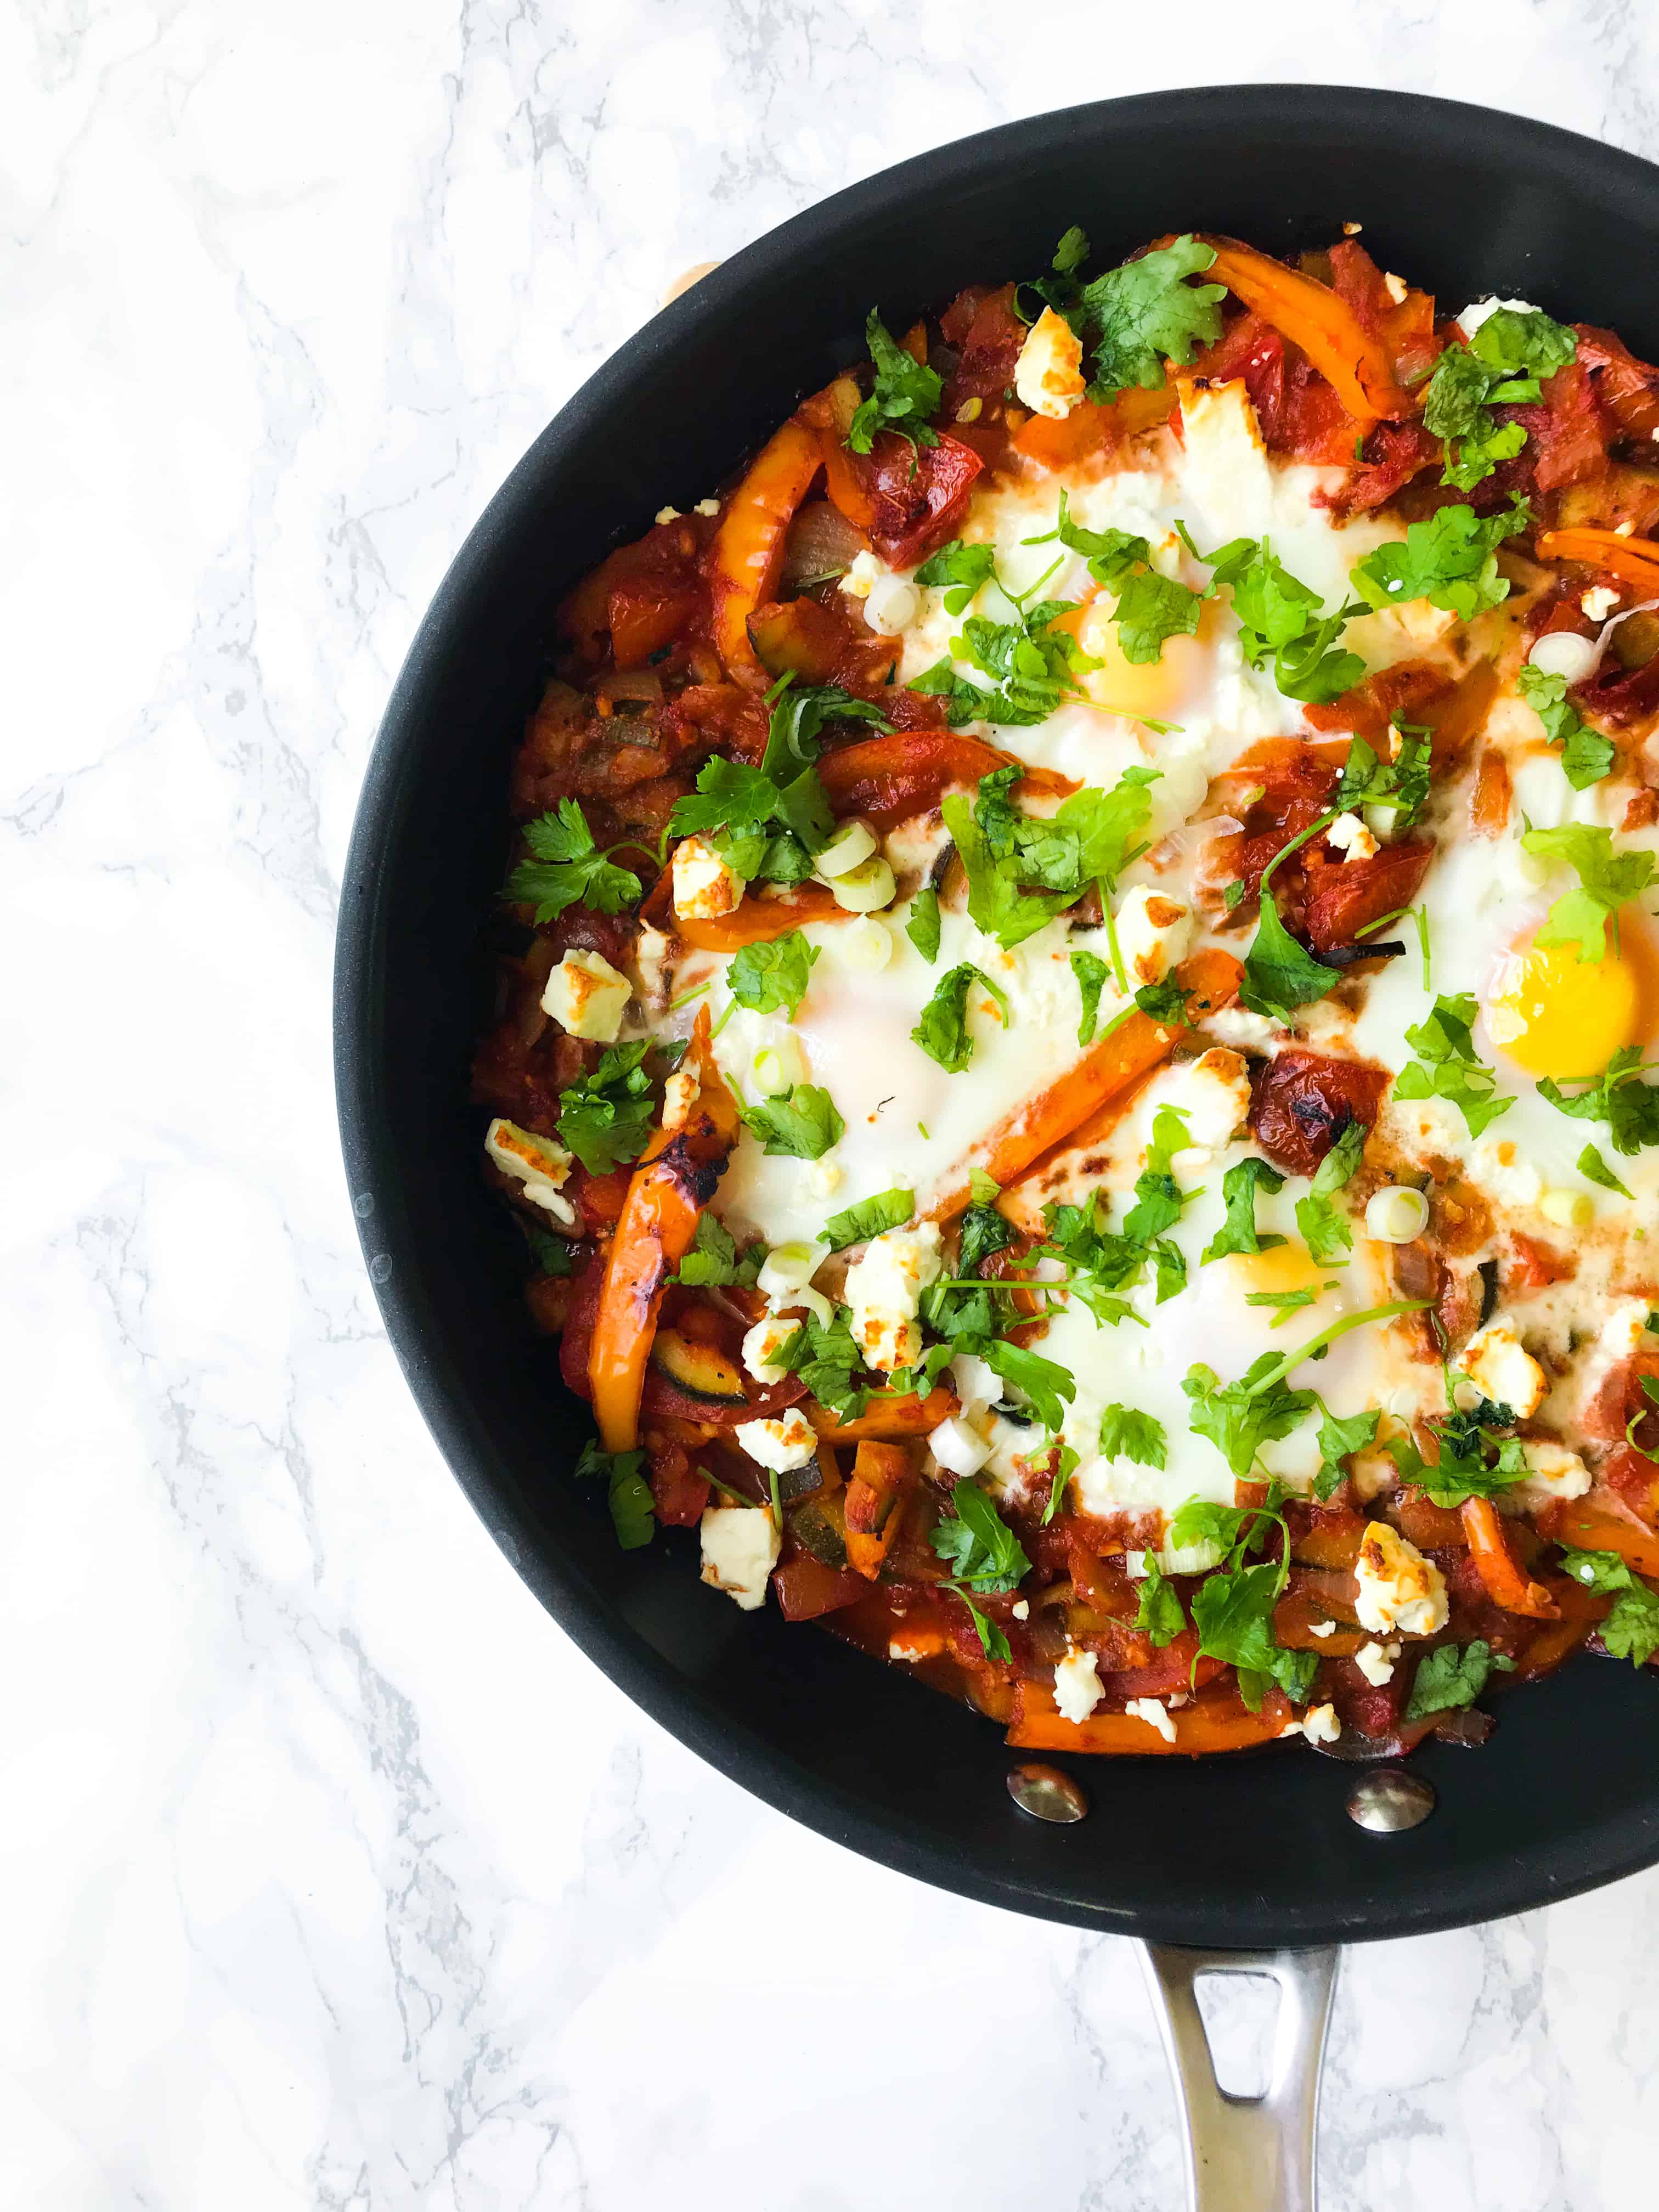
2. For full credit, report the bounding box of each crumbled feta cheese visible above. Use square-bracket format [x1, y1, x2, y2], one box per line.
[1205, 1005, 1279, 1052]
[699, 1505, 779, 1610]
[741, 1313, 799, 1386]
[1011, 1599, 1030, 1621]
[733, 1407, 819, 1472]
[1308, 1618, 1337, 1639]
[1582, 585, 1620, 623]
[660, 1068, 698, 1134]
[1158, 1048, 1251, 1163]
[672, 834, 742, 920]
[1516, 1438, 1592, 1506]
[1298, 1702, 1342, 1744]
[1382, 271, 1408, 306]
[1354, 1521, 1449, 1638]
[1326, 810, 1380, 862]
[930, 1414, 992, 1478]
[1124, 1696, 1177, 1743]
[1014, 306, 1086, 420]
[1052, 1644, 1104, 1723]
[634, 922, 673, 1007]
[654, 505, 682, 525]
[540, 949, 631, 1042]
[1459, 1319, 1547, 1420]
[694, 498, 721, 517]
[1115, 885, 1194, 986]
[843, 1223, 943, 1374]
[484, 1118, 577, 1225]
[1355, 1639, 1400, 1686]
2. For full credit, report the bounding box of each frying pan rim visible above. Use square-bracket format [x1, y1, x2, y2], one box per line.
[335, 82, 1659, 1947]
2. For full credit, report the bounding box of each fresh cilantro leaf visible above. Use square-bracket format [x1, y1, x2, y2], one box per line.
[741, 1082, 845, 1159]
[1245, 1287, 1317, 1327]
[1538, 1046, 1659, 1154]
[1579, 1145, 1634, 1198]
[1189, 1562, 1307, 1702]
[772, 1305, 871, 1420]
[912, 962, 1012, 1071]
[1098, 1403, 1168, 1468]
[845, 310, 942, 454]
[1032, 1193, 1155, 1328]
[822, 1187, 915, 1250]
[761, 677, 888, 783]
[1070, 948, 1111, 1043]
[906, 884, 942, 962]
[930, 1480, 1031, 1592]
[673, 1213, 763, 1288]
[1295, 1118, 1368, 1266]
[970, 1336, 1076, 1432]
[940, 784, 1070, 949]
[957, 1594, 1012, 1662]
[1558, 1547, 1659, 1666]
[1352, 499, 1530, 622]
[915, 539, 998, 614]
[1023, 489, 1152, 589]
[669, 755, 783, 840]
[1152, 1237, 1187, 1304]
[1424, 308, 1576, 488]
[1134, 1555, 1187, 1645]
[1124, 1105, 1200, 1243]
[1517, 663, 1615, 792]
[1203, 1156, 1288, 1265]
[557, 1041, 657, 1173]
[574, 1440, 656, 1550]
[1333, 730, 1432, 826]
[1314, 1401, 1380, 1499]
[1392, 992, 1515, 1138]
[523, 1222, 575, 1277]
[1080, 235, 1226, 401]
[504, 798, 644, 922]
[1386, 1423, 1527, 1508]
[1183, 1355, 1316, 1478]
[727, 930, 819, 1019]
[1404, 1638, 1516, 1718]
[1201, 535, 1364, 703]
[1238, 819, 1341, 1022]
[957, 1198, 1017, 1278]
[1056, 767, 1161, 897]
[1112, 568, 1206, 664]
[1521, 822, 1657, 963]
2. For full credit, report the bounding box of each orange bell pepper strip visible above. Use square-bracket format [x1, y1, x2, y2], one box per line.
[815, 732, 1076, 833]
[588, 1011, 740, 1452]
[1509, 1571, 1611, 1680]
[844, 1440, 916, 1579]
[1007, 1681, 1290, 1755]
[1545, 1500, 1659, 1580]
[1537, 527, 1659, 595]
[925, 946, 1243, 1222]
[1459, 1497, 1561, 1620]
[708, 419, 823, 689]
[675, 883, 844, 955]
[1200, 235, 1412, 424]
[805, 1389, 958, 1443]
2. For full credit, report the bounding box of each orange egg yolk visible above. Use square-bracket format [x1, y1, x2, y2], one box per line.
[1485, 936, 1644, 1080]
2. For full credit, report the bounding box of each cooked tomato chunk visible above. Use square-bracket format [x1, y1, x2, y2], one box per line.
[1250, 1050, 1390, 1176]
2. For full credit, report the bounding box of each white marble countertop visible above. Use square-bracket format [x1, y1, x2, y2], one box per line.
[9, 4, 1659, 2205]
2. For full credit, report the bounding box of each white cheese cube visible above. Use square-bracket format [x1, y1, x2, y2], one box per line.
[660, 1068, 698, 1133]
[1014, 307, 1086, 420]
[741, 1313, 800, 1386]
[672, 834, 743, 920]
[733, 1406, 818, 1472]
[1355, 1639, 1400, 1686]
[1052, 1643, 1104, 1723]
[1459, 1320, 1546, 1419]
[1515, 1439, 1592, 1508]
[698, 1505, 780, 1610]
[1115, 886, 1194, 987]
[1353, 1521, 1449, 1638]
[540, 949, 631, 1042]
[1158, 1048, 1251, 1164]
[1326, 810, 1380, 862]
[484, 1118, 577, 1225]
[1582, 585, 1620, 623]
[843, 1223, 943, 1375]
[1124, 1696, 1177, 1743]
[1297, 1702, 1342, 1744]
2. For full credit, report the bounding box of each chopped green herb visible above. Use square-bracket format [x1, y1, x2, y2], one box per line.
[1098, 1403, 1169, 1469]
[1521, 821, 1657, 963]
[557, 1041, 658, 1173]
[1518, 662, 1615, 791]
[1079, 234, 1226, 402]
[1404, 1638, 1516, 1718]
[1133, 1555, 1187, 1645]
[1352, 498, 1530, 622]
[1538, 1047, 1659, 1154]
[1295, 1118, 1367, 1267]
[1202, 1156, 1288, 1265]
[912, 962, 1012, 1071]
[1558, 1547, 1659, 1666]
[822, 1187, 916, 1250]
[1579, 1146, 1634, 1199]
[727, 930, 820, 1019]
[846, 311, 942, 454]
[741, 1082, 845, 1159]
[673, 1214, 763, 1288]
[504, 798, 644, 922]
[1392, 992, 1515, 1138]
[906, 885, 942, 963]
[575, 1440, 656, 1549]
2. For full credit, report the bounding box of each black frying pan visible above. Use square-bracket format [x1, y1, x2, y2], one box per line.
[334, 86, 1659, 2207]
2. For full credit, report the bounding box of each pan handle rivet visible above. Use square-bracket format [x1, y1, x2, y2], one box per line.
[1345, 1766, 1435, 1832]
[1007, 1761, 1088, 1824]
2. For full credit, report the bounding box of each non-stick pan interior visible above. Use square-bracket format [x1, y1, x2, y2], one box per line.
[336, 86, 1659, 1945]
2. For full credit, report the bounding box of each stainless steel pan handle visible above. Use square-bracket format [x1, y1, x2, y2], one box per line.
[1138, 1943, 1339, 2212]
